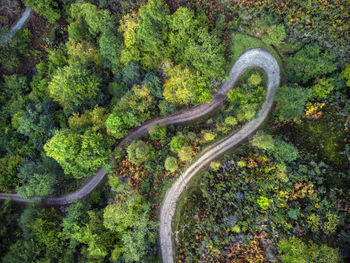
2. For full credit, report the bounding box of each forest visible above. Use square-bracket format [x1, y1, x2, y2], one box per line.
[0, 0, 349, 262]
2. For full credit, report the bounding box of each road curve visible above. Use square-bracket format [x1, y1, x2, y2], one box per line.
[159, 48, 280, 263]
[1, 7, 32, 43]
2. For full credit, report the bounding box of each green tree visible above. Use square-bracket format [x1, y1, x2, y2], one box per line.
[44, 129, 113, 179]
[127, 140, 154, 165]
[105, 111, 132, 139]
[286, 44, 337, 84]
[163, 63, 207, 105]
[79, 211, 115, 258]
[136, 0, 170, 70]
[117, 84, 154, 123]
[251, 131, 275, 151]
[19, 207, 63, 259]
[252, 133, 299, 163]
[178, 145, 195, 162]
[119, 11, 141, 65]
[121, 61, 141, 87]
[0, 29, 32, 72]
[48, 64, 102, 111]
[274, 86, 311, 121]
[311, 77, 334, 100]
[278, 236, 340, 263]
[341, 64, 350, 87]
[68, 106, 108, 133]
[149, 125, 166, 140]
[0, 155, 21, 192]
[17, 173, 56, 199]
[15, 158, 60, 199]
[261, 24, 286, 47]
[99, 28, 121, 69]
[158, 100, 176, 116]
[16, 100, 58, 150]
[273, 139, 299, 163]
[169, 134, 186, 153]
[164, 156, 178, 172]
[61, 200, 91, 248]
[25, 0, 60, 23]
[167, 7, 225, 82]
[69, 3, 112, 39]
[144, 72, 163, 99]
[103, 180, 155, 262]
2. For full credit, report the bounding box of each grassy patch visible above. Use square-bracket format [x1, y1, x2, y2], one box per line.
[231, 33, 283, 73]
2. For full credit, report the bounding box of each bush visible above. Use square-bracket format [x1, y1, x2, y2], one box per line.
[261, 24, 286, 47]
[273, 139, 299, 163]
[149, 125, 166, 140]
[25, 0, 61, 23]
[127, 140, 154, 165]
[178, 145, 195, 162]
[248, 73, 262, 86]
[251, 131, 274, 151]
[274, 86, 311, 121]
[203, 132, 216, 142]
[278, 236, 340, 263]
[169, 135, 186, 153]
[164, 156, 178, 172]
[286, 44, 337, 84]
[311, 78, 334, 101]
[224, 116, 238, 127]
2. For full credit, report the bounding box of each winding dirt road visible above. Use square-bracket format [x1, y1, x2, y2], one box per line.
[0, 49, 279, 208]
[159, 48, 280, 263]
[1, 7, 32, 43]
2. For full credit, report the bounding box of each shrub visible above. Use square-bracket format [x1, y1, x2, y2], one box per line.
[257, 196, 272, 210]
[25, 0, 61, 23]
[261, 24, 286, 47]
[341, 64, 350, 87]
[274, 85, 311, 121]
[311, 78, 334, 100]
[149, 125, 166, 140]
[224, 116, 238, 127]
[164, 156, 178, 172]
[286, 44, 337, 84]
[248, 73, 262, 86]
[127, 140, 153, 165]
[178, 145, 195, 162]
[169, 135, 186, 153]
[273, 139, 299, 163]
[251, 131, 274, 151]
[210, 161, 221, 171]
[278, 236, 340, 263]
[203, 132, 216, 142]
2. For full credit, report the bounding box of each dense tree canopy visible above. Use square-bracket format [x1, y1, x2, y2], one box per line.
[286, 44, 338, 84]
[48, 64, 103, 112]
[274, 86, 311, 121]
[0, 0, 348, 262]
[44, 128, 113, 179]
